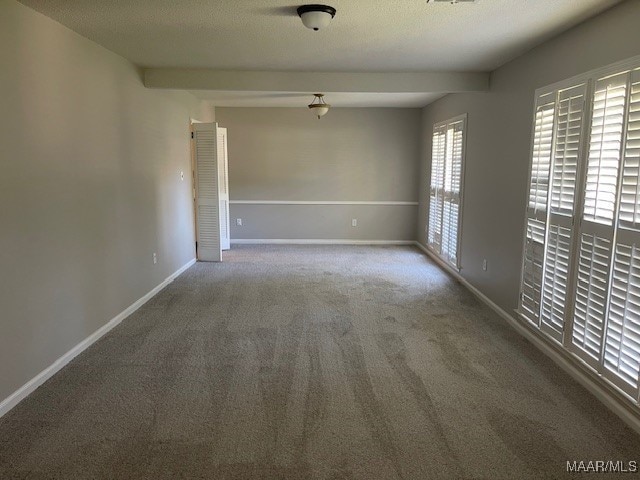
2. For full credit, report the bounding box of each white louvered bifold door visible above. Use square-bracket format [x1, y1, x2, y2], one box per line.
[540, 84, 587, 342]
[571, 72, 628, 368]
[428, 125, 446, 253]
[520, 93, 555, 324]
[194, 123, 222, 262]
[602, 69, 640, 396]
[217, 127, 231, 251]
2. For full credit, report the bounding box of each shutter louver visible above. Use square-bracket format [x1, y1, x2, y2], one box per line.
[521, 218, 546, 320]
[529, 102, 555, 213]
[619, 71, 640, 229]
[584, 73, 627, 225]
[550, 86, 585, 215]
[541, 224, 572, 338]
[428, 127, 446, 251]
[441, 201, 459, 265]
[428, 195, 443, 248]
[572, 233, 612, 362]
[520, 96, 555, 324]
[603, 243, 640, 391]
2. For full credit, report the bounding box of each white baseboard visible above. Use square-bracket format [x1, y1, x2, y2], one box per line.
[414, 241, 640, 435]
[0, 258, 196, 418]
[231, 239, 416, 246]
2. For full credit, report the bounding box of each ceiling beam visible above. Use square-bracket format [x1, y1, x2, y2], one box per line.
[144, 69, 489, 94]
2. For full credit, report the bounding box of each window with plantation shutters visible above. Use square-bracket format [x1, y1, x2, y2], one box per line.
[519, 57, 640, 404]
[427, 115, 466, 268]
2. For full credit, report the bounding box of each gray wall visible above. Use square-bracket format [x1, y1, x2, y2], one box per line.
[215, 107, 421, 241]
[418, 0, 640, 312]
[0, 0, 213, 403]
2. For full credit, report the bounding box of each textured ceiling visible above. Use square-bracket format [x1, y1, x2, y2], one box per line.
[17, 0, 623, 107]
[18, 0, 622, 72]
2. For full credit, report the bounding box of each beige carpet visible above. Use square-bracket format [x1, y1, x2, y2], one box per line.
[0, 245, 638, 479]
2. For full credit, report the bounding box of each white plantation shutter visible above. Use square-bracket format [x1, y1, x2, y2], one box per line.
[429, 125, 446, 250]
[441, 120, 465, 266]
[521, 218, 546, 319]
[520, 60, 640, 404]
[540, 84, 587, 341]
[520, 94, 555, 324]
[529, 98, 555, 213]
[583, 73, 627, 224]
[194, 123, 222, 262]
[540, 224, 572, 338]
[441, 201, 459, 265]
[603, 242, 640, 391]
[550, 85, 586, 215]
[571, 73, 629, 366]
[619, 70, 640, 229]
[572, 232, 612, 363]
[428, 115, 466, 268]
[601, 69, 640, 394]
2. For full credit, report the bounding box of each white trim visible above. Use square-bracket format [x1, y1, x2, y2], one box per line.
[229, 200, 418, 206]
[232, 239, 415, 246]
[414, 241, 640, 435]
[0, 258, 196, 418]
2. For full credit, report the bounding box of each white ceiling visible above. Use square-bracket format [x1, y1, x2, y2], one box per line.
[18, 0, 624, 107]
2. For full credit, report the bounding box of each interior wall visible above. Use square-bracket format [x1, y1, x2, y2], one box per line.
[215, 107, 421, 241]
[417, 0, 640, 312]
[0, 0, 212, 404]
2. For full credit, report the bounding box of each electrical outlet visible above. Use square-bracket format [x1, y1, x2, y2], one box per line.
[352, 218, 357, 227]
[180, 171, 184, 181]
[236, 218, 243, 226]
[153, 252, 158, 265]
[482, 259, 488, 271]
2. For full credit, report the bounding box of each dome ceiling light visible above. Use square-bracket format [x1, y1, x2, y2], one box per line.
[308, 93, 331, 119]
[297, 4, 336, 31]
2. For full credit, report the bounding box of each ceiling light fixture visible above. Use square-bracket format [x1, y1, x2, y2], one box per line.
[308, 93, 331, 119]
[297, 4, 336, 31]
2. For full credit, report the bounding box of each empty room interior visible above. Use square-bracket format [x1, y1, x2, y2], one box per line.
[3, 0, 640, 478]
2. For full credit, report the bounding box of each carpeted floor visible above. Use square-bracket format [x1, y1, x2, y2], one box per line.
[0, 245, 639, 479]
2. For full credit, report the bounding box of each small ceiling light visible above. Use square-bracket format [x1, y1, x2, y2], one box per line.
[308, 93, 331, 119]
[297, 5, 336, 31]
